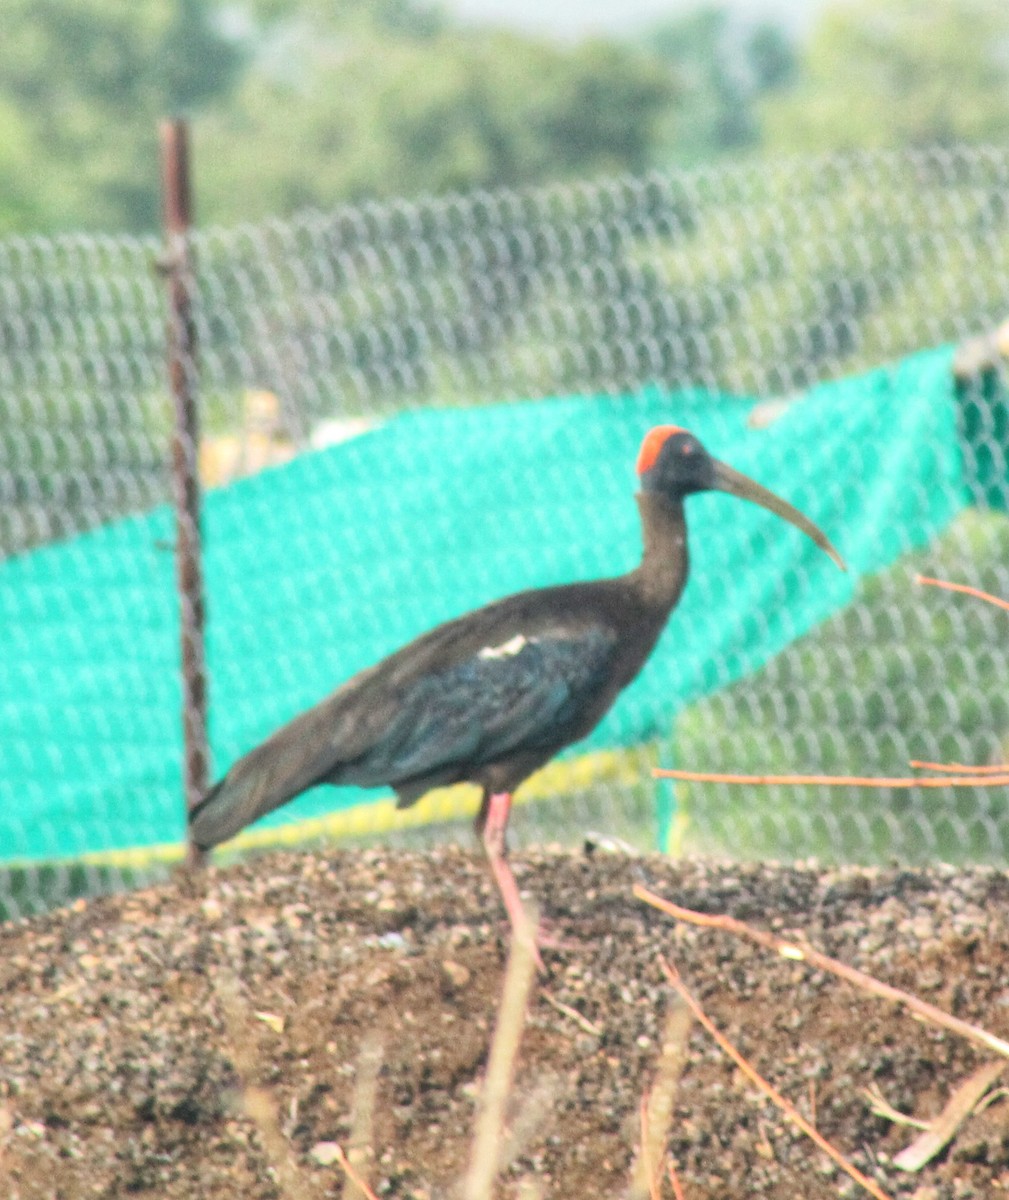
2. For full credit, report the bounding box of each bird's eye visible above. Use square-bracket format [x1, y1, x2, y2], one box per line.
[681, 441, 694, 455]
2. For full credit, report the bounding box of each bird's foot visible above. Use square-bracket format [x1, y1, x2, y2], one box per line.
[479, 793, 574, 971]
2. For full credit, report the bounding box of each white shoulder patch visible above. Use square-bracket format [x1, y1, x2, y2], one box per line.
[479, 634, 531, 660]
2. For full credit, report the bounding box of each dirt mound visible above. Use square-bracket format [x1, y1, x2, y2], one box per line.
[2, 848, 1008, 1198]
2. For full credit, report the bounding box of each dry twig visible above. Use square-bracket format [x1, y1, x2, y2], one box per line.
[909, 760, 1009, 774]
[638, 1094, 661, 1200]
[341, 1032, 384, 1200]
[541, 989, 602, 1037]
[915, 573, 1009, 614]
[628, 1003, 692, 1200]
[892, 1062, 1006, 1172]
[654, 767, 1009, 788]
[0, 1099, 12, 1168]
[656, 574, 1009, 792]
[974, 1085, 1009, 1115]
[667, 1159, 687, 1200]
[462, 902, 539, 1200]
[635, 885, 1009, 1061]
[333, 1146, 381, 1200]
[657, 955, 893, 1200]
[862, 1084, 929, 1131]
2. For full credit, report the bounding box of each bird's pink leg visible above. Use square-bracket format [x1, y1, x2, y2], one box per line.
[478, 791, 544, 969]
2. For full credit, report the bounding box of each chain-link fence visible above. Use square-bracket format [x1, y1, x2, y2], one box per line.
[4, 146, 1009, 917]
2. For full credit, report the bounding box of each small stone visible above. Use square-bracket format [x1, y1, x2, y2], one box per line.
[442, 960, 471, 990]
[309, 1140, 342, 1166]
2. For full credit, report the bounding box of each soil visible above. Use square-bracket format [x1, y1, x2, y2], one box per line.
[2, 847, 1009, 1199]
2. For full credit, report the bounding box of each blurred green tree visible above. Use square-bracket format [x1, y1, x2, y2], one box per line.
[641, 5, 796, 165]
[761, 0, 1009, 151]
[0, 0, 677, 231]
[195, 27, 676, 222]
[0, 0, 245, 231]
[242, 0, 446, 37]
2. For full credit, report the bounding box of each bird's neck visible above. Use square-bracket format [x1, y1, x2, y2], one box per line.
[629, 491, 689, 613]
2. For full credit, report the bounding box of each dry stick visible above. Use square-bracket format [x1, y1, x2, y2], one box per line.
[973, 1084, 1009, 1116]
[656, 578, 1009, 793]
[912, 574, 1009, 779]
[667, 1160, 687, 1200]
[910, 759, 1009, 774]
[892, 1061, 1007, 1173]
[916, 573, 1009, 614]
[462, 902, 539, 1200]
[910, 576, 1009, 776]
[0, 1100, 11, 1167]
[333, 1146, 381, 1200]
[638, 1093, 662, 1200]
[341, 1032, 383, 1200]
[862, 1084, 930, 1131]
[644, 1095, 661, 1200]
[541, 988, 602, 1037]
[658, 576, 1009, 791]
[635, 885, 1009, 1061]
[628, 1003, 692, 1200]
[657, 955, 894, 1200]
[654, 767, 1009, 788]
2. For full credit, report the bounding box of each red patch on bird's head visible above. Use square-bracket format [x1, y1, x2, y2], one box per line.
[636, 425, 686, 476]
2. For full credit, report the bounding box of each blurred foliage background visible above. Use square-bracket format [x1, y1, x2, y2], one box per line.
[3, 0, 1009, 234]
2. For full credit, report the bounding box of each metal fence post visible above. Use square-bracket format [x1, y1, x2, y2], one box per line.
[159, 117, 209, 867]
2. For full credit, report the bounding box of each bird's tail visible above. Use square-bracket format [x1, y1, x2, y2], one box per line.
[188, 728, 331, 850]
[188, 776, 232, 850]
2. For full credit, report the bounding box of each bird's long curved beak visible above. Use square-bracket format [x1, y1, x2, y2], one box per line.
[711, 460, 846, 571]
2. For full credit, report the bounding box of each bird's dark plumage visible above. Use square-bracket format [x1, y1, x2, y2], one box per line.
[190, 584, 653, 848]
[190, 425, 844, 955]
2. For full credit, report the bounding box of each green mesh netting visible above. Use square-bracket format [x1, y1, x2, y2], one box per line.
[1, 346, 967, 862]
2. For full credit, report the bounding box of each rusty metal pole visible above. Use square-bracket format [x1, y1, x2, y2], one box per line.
[159, 118, 209, 868]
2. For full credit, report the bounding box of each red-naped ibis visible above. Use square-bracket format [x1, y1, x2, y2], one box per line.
[190, 426, 844, 951]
